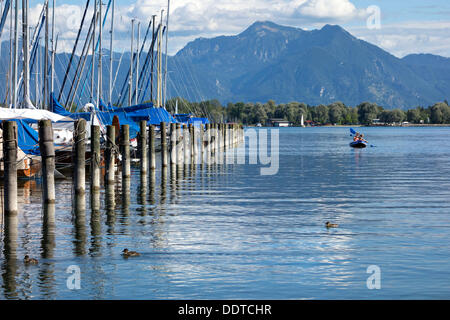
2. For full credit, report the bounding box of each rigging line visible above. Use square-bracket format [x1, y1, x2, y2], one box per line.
[111, 47, 125, 103]
[136, 22, 159, 103]
[65, 10, 97, 107]
[78, 0, 112, 106]
[117, 21, 161, 107]
[139, 25, 164, 104]
[129, 19, 152, 104]
[58, 0, 90, 101]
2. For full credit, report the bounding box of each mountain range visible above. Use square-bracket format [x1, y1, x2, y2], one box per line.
[0, 21, 449, 109]
[169, 21, 450, 109]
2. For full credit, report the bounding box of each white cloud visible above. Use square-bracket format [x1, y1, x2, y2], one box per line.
[1, 1, 448, 58]
[349, 21, 450, 58]
[299, 0, 359, 19]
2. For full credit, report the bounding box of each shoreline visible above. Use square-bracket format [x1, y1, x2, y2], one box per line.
[246, 124, 450, 128]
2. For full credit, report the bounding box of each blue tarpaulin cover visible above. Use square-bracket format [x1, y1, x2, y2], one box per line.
[51, 95, 177, 137]
[14, 119, 40, 155]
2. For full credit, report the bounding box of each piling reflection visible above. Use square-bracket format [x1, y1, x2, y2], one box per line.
[160, 167, 168, 205]
[73, 193, 86, 256]
[120, 177, 131, 222]
[105, 183, 116, 235]
[137, 175, 147, 217]
[1, 215, 19, 299]
[90, 190, 102, 256]
[149, 170, 156, 207]
[38, 203, 56, 299]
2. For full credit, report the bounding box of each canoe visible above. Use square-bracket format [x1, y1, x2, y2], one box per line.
[349, 141, 367, 148]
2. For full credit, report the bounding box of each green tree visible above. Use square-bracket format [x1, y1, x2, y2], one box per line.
[357, 102, 380, 125]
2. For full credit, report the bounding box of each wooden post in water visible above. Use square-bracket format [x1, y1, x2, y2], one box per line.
[160, 122, 168, 168]
[176, 123, 182, 166]
[139, 120, 147, 175]
[183, 124, 189, 166]
[170, 123, 176, 166]
[204, 123, 210, 164]
[120, 124, 131, 179]
[105, 125, 116, 185]
[149, 125, 156, 170]
[38, 120, 55, 204]
[90, 125, 101, 191]
[199, 124, 204, 164]
[2, 121, 18, 216]
[211, 123, 216, 154]
[223, 124, 227, 150]
[73, 119, 86, 195]
[190, 124, 196, 164]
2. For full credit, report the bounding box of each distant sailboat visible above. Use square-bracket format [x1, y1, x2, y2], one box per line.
[300, 114, 305, 127]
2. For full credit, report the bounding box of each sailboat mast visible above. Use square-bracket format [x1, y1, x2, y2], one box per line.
[157, 10, 163, 108]
[135, 21, 139, 105]
[128, 18, 134, 107]
[12, 0, 18, 108]
[97, 0, 102, 108]
[9, 0, 13, 107]
[163, 0, 170, 109]
[150, 14, 155, 103]
[91, 0, 96, 103]
[22, 0, 33, 108]
[109, 0, 114, 105]
[44, 0, 48, 109]
[50, 0, 55, 95]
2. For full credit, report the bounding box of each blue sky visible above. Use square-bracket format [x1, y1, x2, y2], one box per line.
[16, 0, 450, 57]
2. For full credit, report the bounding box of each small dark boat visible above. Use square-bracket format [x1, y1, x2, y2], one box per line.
[350, 141, 367, 148]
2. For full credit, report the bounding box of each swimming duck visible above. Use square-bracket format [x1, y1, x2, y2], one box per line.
[23, 255, 39, 265]
[122, 249, 141, 257]
[325, 222, 339, 228]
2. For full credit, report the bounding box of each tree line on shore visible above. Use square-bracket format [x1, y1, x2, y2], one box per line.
[166, 98, 450, 126]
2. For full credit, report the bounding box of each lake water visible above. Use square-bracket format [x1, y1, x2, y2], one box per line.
[1, 126, 450, 299]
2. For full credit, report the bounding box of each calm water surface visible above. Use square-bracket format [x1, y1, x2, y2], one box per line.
[1, 127, 450, 299]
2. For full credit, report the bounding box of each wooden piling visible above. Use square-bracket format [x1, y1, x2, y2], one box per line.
[73, 119, 86, 195]
[199, 124, 204, 163]
[90, 125, 101, 191]
[170, 123, 176, 166]
[38, 120, 55, 204]
[139, 120, 147, 175]
[183, 124, 189, 166]
[205, 123, 210, 164]
[176, 123, 183, 166]
[120, 124, 131, 179]
[149, 125, 156, 170]
[105, 125, 116, 185]
[160, 122, 168, 167]
[2, 121, 18, 216]
[190, 124, 196, 164]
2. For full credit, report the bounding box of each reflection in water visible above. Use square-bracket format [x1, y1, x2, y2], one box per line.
[160, 167, 167, 205]
[90, 190, 102, 256]
[170, 165, 177, 204]
[1, 215, 19, 299]
[105, 183, 116, 235]
[137, 175, 147, 217]
[39, 204, 56, 299]
[73, 194, 86, 256]
[149, 170, 156, 206]
[120, 178, 131, 229]
[3, 128, 450, 299]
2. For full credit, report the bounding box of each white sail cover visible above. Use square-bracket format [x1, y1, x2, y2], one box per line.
[0, 108, 73, 122]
